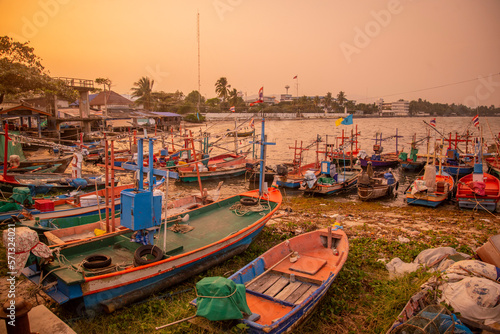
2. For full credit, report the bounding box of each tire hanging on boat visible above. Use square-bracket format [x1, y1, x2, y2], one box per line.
[240, 197, 258, 206]
[83, 254, 112, 269]
[134, 245, 163, 266]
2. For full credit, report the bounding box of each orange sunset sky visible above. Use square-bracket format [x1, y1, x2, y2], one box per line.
[1, 0, 499, 107]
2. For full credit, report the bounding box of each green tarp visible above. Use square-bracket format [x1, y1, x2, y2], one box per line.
[0, 132, 26, 161]
[195, 276, 251, 321]
[10, 187, 33, 205]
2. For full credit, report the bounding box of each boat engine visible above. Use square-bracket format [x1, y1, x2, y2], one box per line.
[276, 164, 288, 176]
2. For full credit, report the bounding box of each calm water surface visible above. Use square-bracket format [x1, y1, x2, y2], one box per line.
[160, 117, 500, 210]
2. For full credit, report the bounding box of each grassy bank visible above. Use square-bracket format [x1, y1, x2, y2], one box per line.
[2, 196, 498, 333]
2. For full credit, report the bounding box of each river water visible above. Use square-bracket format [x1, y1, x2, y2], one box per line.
[132, 116, 500, 210]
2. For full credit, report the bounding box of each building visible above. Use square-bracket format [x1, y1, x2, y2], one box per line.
[376, 98, 409, 116]
[391, 99, 410, 115]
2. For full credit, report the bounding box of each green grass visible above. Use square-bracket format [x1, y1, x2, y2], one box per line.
[3, 195, 494, 334]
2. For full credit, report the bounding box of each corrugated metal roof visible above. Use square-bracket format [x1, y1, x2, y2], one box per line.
[151, 111, 181, 117]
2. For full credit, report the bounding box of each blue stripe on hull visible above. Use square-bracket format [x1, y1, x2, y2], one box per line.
[406, 198, 442, 208]
[276, 180, 300, 189]
[458, 200, 496, 212]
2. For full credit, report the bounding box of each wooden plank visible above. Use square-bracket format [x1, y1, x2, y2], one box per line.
[294, 285, 317, 305]
[248, 273, 281, 294]
[274, 281, 302, 301]
[264, 276, 290, 297]
[285, 283, 314, 304]
[289, 255, 327, 275]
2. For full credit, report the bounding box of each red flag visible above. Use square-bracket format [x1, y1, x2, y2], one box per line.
[293, 75, 297, 79]
[258, 87, 263, 100]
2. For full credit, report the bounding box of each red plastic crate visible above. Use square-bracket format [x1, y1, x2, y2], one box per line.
[34, 199, 55, 212]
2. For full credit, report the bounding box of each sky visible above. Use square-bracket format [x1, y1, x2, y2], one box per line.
[1, 0, 500, 107]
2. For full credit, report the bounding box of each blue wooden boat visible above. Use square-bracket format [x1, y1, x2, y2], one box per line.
[191, 226, 348, 333]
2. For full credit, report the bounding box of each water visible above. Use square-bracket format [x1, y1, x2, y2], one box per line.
[124, 116, 500, 209]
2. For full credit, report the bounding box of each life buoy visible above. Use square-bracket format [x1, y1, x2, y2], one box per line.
[240, 197, 258, 206]
[83, 254, 112, 269]
[133, 245, 163, 266]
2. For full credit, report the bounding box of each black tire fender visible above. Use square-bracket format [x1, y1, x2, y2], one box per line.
[134, 245, 163, 266]
[83, 254, 112, 269]
[240, 197, 258, 206]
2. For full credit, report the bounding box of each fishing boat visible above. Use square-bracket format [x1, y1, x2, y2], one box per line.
[456, 145, 500, 212]
[177, 163, 248, 182]
[405, 165, 454, 208]
[276, 139, 321, 189]
[14, 184, 134, 230]
[484, 156, 500, 178]
[357, 163, 398, 201]
[398, 134, 427, 172]
[358, 132, 401, 168]
[227, 130, 255, 138]
[0, 172, 109, 195]
[299, 161, 360, 196]
[22, 124, 281, 313]
[21, 186, 282, 312]
[438, 148, 474, 178]
[191, 226, 348, 333]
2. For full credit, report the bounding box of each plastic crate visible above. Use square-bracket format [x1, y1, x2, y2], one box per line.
[34, 199, 55, 212]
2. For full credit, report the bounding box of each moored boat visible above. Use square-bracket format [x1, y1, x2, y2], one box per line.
[357, 163, 398, 201]
[191, 226, 348, 333]
[405, 165, 454, 208]
[456, 163, 500, 212]
[299, 161, 360, 195]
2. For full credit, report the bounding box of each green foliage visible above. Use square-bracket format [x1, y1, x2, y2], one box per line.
[0, 36, 78, 102]
[184, 113, 205, 123]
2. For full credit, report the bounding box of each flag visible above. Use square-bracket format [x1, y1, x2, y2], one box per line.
[230, 106, 235, 112]
[293, 75, 297, 79]
[335, 117, 344, 126]
[258, 87, 263, 100]
[430, 118, 436, 127]
[249, 118, 254, 129]
[472, 114, 479, 127]
[341, 114, 353, 125]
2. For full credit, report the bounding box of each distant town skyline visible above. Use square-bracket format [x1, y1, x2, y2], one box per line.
[1, 0, 499, 107]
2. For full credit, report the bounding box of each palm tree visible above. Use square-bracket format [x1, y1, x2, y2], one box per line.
[215, 77, 229, 103]
[337, 91, 346, 108]
[131, 76, 154, 110]
[228, 88, 239, 108]
[324, 92, 332, 112]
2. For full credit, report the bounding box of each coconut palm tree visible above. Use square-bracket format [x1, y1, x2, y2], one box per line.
[337, 91, 346, 108]
[324, 92, 332, 112]
[215, 77, 229, 103]
[131, 76, 154, 110]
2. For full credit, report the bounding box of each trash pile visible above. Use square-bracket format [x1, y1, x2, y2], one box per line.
[386, 234, 500, 333]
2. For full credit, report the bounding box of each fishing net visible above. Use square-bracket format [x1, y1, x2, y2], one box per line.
[390, 304, 457, 334]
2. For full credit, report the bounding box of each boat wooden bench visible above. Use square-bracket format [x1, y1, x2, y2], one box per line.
[246, 272, 319, 306]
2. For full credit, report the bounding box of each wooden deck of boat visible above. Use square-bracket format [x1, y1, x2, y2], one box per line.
[243, 247, 342, 326]
[47, 200, 277, 284]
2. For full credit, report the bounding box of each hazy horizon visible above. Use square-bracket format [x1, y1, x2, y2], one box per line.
[1, 0, 499, 107]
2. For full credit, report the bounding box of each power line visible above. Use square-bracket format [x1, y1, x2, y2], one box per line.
[362, 72, 500, 102]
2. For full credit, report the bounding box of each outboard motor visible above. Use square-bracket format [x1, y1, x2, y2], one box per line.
[276, 164, 288, 176]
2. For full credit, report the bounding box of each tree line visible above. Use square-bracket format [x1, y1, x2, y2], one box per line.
[2, 36, 498, 120]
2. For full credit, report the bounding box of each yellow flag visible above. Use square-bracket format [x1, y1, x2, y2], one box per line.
[335, 117, 344, 126]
